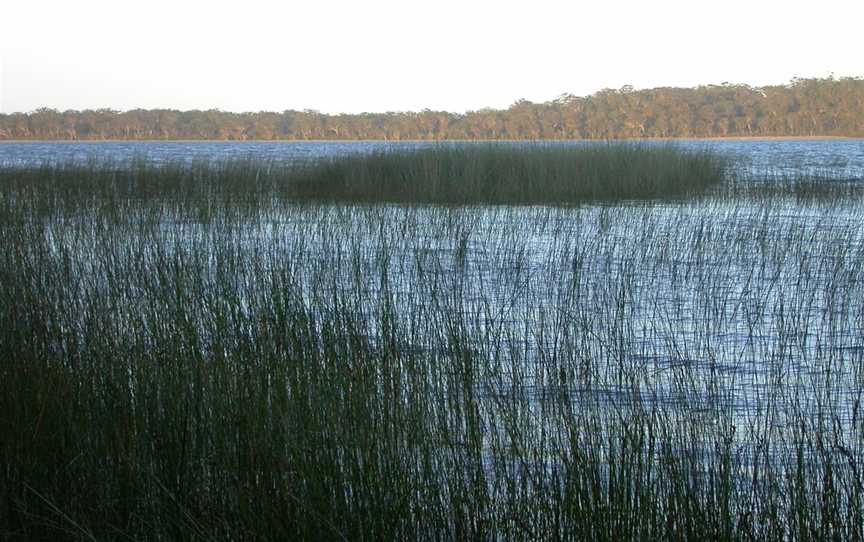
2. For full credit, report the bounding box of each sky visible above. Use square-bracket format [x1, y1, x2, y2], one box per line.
[1, 0, 862, 115]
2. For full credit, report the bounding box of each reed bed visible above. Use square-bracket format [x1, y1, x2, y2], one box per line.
[284, 144, 728, 204]
[0, 143, 728, 210]
[1, 150, 863, 540]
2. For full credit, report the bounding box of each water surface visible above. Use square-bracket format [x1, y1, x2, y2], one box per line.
[2, 140, 863, 179]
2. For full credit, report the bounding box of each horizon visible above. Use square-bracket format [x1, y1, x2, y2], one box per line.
[1, 0, 862, 115]
[0, 75, 860, 117]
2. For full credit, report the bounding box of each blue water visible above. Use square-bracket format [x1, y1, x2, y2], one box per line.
[1, 140, 863, 178]
[7, 138, 864, 464]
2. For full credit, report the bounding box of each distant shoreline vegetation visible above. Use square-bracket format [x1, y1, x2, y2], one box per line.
[1, 77, 862, 141]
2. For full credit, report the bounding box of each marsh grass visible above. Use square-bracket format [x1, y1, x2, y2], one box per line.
[721, 168, 864, 203]
[0, 143, 729, 212]
[1, 149, 863, 540]
[285, 144, 728, 204]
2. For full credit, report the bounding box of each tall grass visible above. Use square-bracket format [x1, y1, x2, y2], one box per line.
[0, 143, 729, 211]
[285, 144, 728, 204]
[1, 150, 863, 540]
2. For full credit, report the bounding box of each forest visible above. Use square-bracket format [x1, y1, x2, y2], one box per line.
[1, 77, 862, 140]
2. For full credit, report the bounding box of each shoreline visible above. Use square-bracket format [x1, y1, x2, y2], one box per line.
[0, 135, 861, 144]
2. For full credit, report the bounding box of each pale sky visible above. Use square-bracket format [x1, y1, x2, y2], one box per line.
[1, 0, 862, 114]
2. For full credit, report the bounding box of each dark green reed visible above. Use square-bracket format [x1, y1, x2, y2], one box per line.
[0, 143, 728, 211]
[284, 144, 728, 204]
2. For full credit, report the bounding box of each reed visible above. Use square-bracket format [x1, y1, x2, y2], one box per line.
[0, 151, 862, 540]
[0, 143, 729, 212]
[285, 143, 728, 204]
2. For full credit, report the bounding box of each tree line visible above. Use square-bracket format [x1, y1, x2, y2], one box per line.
[1, 77, 862, 141]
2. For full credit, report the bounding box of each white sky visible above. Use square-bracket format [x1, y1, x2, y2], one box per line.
[1, 0, 862, 114]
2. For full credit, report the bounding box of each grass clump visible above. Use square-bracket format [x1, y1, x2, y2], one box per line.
[0, 143, 729, 212]
[287, 143, 728, 204]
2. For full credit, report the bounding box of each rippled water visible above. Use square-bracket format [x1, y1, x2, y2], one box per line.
[10, 139, 864, 469]
[1, 139, 863, 178]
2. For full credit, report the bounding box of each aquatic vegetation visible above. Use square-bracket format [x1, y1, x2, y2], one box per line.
[0, 143, 728, 209]
[285, 143, 728, 204]
[0, 152, 863, 540]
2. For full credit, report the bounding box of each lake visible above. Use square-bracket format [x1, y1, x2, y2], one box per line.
[2, 139, 864, 178]
[4, 139, 864, 537]
[14, 140, 863, 455]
